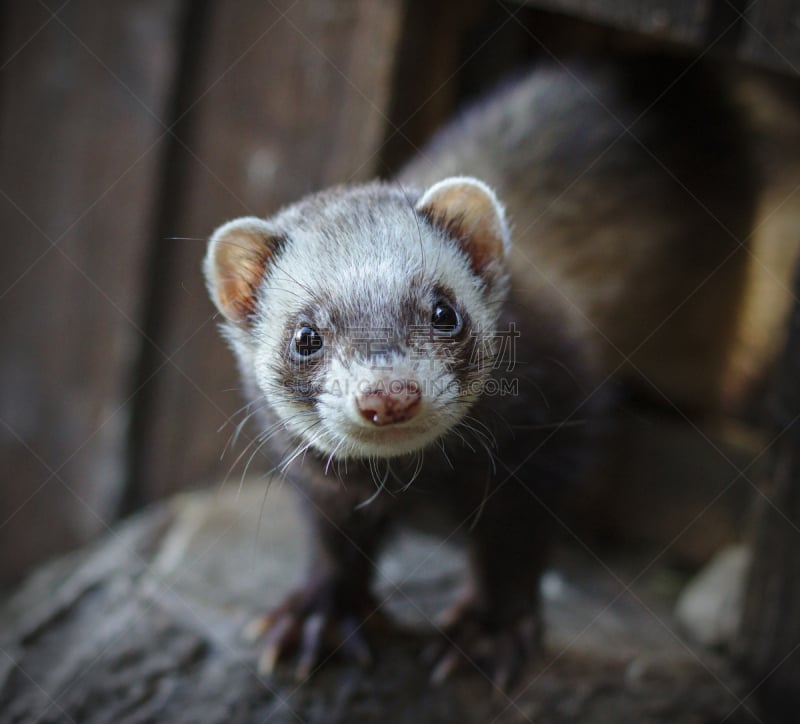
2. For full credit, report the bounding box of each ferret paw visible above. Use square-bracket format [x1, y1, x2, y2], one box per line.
[426, 599, 541, 690]
[244, 584, 384, 681]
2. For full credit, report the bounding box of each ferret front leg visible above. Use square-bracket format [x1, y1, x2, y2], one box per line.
[430, 497, 550, 689]
[246, 486, 390, 680]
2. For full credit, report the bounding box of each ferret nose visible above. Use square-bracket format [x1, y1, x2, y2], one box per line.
[356, 381, 422, 426]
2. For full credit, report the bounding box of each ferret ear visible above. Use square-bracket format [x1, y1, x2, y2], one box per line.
[204, 216, 282, 325]
[416, 176, 510, 277]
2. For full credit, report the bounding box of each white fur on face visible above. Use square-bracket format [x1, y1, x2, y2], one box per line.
[225, 183, 508, 460]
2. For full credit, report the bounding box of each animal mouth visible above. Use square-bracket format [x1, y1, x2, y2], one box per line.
[346, 422, 435, 455]
[351, 423, 425, 442]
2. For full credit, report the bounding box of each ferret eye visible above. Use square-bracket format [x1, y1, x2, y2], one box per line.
[431, 301, 462, 336]
[294, 325, 324, 357]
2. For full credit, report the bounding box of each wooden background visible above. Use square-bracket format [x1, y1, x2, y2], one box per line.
[1, 0, 799, 586]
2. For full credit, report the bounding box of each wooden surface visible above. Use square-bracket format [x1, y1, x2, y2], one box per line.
[736, 263, 800, 721]
[523, 0, 800, 75]
[130, 0, 407, 507]
[0, 482, 758, 723]
[0, 0, 183, 584]
[740, 0, 800, 74]
[522, 0, 710, 45]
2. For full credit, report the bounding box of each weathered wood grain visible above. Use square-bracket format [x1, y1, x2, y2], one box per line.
[379, 0, 485, 173]
[0, 482, 754, 723]
[132, 0, 407, 503]
[736, 262, 800, 721]
[520, 0, 800, 77]
[0, 0, 182, 584]
[518, 0, 711, 45]
[740, 0, 800, 76]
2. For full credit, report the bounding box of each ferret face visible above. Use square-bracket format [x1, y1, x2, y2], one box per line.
[205, 177, 511, 460]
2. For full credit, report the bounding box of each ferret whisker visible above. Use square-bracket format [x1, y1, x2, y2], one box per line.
[400, 450, 425, 492]
[468, 472, 493, 532]
[278, 421, 326, 475]
[506, 372, 550, 410]
[376, 457, 393, 493]
[247, 419, 315, 482]
[461, 414, 498, 448]
[436, 439, 455, 469]
[253, 415, 299, 446]
[325, 435, 347, 489]
[270, 260, 317, 301]
[485, 406, 517, 438]
[455, 419, 498, 474]
[221, 414, 282, 489]
[276, 441, 310, 477]
[324, 436, 347, 476]
[253, 283, 307, 303]
[217, 401, 260, 460]
[217, 397, 259, 433]
[462, 422, 496, 455]
[226, 404, 269, 457]
[447, 423, 476, 454]
[398, 179, 427, 271]
[239, 436, 275, 496]
[356, 457, 391, 509]
[543, 355, 585, 391]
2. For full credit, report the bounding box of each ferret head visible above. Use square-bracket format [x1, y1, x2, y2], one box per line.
[205, 177, 511, 460]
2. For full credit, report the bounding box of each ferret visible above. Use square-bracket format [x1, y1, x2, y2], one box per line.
[204, 57, 793, 686]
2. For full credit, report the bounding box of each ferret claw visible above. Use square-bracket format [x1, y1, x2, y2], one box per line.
[257, 642, 280, 677]
[243, 614, 272, 643]
[247, 586, 379, 679]
[262, 614, 297, 671]
[295, 612, 326, 680]
[427, 602, 541, 690]
[430, 649, 461, 685]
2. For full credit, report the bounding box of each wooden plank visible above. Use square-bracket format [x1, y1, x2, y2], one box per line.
[739, 0, 800, 76]
[0, 483, 747, 721]
[379, 0, 485, 173]
[133, 0, 407, 502]
[518, 0, 711, 45]
[519, 0, 800, 77]
[0, 0, 182, 584]
[737, 261, 800, 718]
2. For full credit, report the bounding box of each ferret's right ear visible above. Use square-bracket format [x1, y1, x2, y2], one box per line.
[416, 176, 510, 279]
[204, 217, 281, 325]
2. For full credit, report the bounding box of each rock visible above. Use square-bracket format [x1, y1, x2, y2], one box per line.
[675, 544, 751, 649]
[0, 481, 757, 722]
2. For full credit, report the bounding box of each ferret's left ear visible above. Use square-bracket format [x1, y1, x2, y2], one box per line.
[204, 216, 282, 325]
[416, 176, 510, 277]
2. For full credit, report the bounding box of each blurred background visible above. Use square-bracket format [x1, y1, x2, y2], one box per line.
[2, 0, 799, 588]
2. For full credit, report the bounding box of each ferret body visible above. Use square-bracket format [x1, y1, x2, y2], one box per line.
[204, 58, 795, 683]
